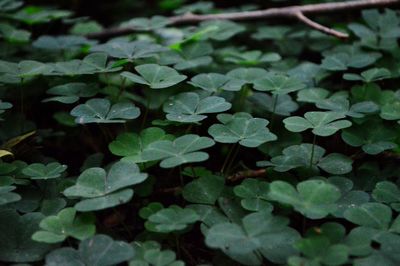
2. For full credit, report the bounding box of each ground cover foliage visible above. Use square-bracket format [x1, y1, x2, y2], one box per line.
[1, 0, 400, 265]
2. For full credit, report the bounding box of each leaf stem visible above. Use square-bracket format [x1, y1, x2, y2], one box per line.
[220, 144, 237, 174]
[179, 166, 184, 187]
[309, 134, 317, 168]
[140, 95, 151, 130]
[226, 144, 240, 175]
[270, 94, 279, 128]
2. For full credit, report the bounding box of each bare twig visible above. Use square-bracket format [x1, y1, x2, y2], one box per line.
[294, 11, 349, 38]
[87, 0, 399, 39]
[227, 169, 267, 182]
[156, 186, 182, 194]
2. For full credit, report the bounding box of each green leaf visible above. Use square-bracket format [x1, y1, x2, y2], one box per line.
[139, 202, 164, 219]
[283, 111, 352, 136]
[0, 209, 53, 262]
[321, 49, 381, 71]
[205, 211, 300, 264]
[91, 40, 166, 60]
[233, 179, 272, 212]
[197, 20, 245, 41]
[316, 96, 379, 118]
[63, 161, 147, 211]
[71, 98, 140, 124]
[182, 175, 224, 204]
[223, 49, 281, 65]
[208, 112, 277, 147]
[343, 68, 391, 83]
[188, 73, 229, 92]
[142, 134, 215, 168]
[109, 127, 174, 163]
[32, 208, 95, 243]
[381, 100, 400, 120]
[45, 234, 134, 266]
[372, 181, 400, 211]
[225, 67, 268, 91]
[294, 236, 349, 266]
[70, 21, 103, 35]
[12, 6, 71, 25]
[0, 99, 12, 115]
[0, 23, 31, 43]
[341, 122, 397, 155]
[33, 35, 95, 51]
[268, 180, 341, 219]
[328, 177, 370, 218]
[165, 42, 213, 70]
[249, 93, 299, 116]
[22, 162, 67, 180]
[318, 153, 354, 175]
[0, 59, 53, 83]
[344, 202, 392, 230]
[0, 185, 21, 205]
[121, 64, 186, 89]
[130, 240, 184, 266]
[253, 73, 305, 94]
[251, 26, 291, 40]
[163, 92, 231, 123]
[297, 88, 329, 103]
[51, 53, 122, 76]
[259, 144, 353, 175]
[145, 205, 200, 233]
[43, 83, 99, 104]
[348, 9, 400, 50]
[121, 16, 169, 31]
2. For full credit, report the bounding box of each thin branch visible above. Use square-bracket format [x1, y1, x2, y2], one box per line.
[227, 169, 266, 182]
[295, 11, 349, 38]
[87, 0, 399, 39]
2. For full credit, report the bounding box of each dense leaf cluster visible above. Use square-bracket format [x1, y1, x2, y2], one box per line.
[1, 0, 400, 265]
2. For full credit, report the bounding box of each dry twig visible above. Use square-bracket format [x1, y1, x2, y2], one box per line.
[87, 0, 399, 39]
[227, 169, 267, 182]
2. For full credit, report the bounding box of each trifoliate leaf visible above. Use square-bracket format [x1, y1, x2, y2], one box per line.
[283, 111, 352, 136]
[71, 98, 140, 124]
[233, 179, 272, 212]
[0, 209, 52, 263]
[205, 211, 300, 264]
[341, 122, 397, 154]
[344, 202, 392, 230]
[43, 83, 99, 104]
[249, 92, 299, 116]
[317, 97, 379, 118]
[163, 92, 231, 123]
[45, 234, 134, 266]
[130, 240, 184, 266]
[121, 64, 187, 89]
[268, 180, 341, 219]
[145, 205, 200, 233]
[50, 53, 122, 76]
[188, 73, 229, 92]
[22, 162, 67, 180]
[208, 112, 277, 147]
[32, 208, 95, 243]
[63, 161, 147, 211]
[225, 67, 268, 91]
[182, 175, 224, 205]
[259, 144, 353, 175]
[0, 185, 20, 205]
[109, 127, 174, 163]
[253, 73, 305, 94]
[91, 40, 166, 61]
[343, 67, 391, 82]
[142, 134, 215, 168]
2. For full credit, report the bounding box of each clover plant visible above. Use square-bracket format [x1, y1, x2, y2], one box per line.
[1, 0, 400, 265]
